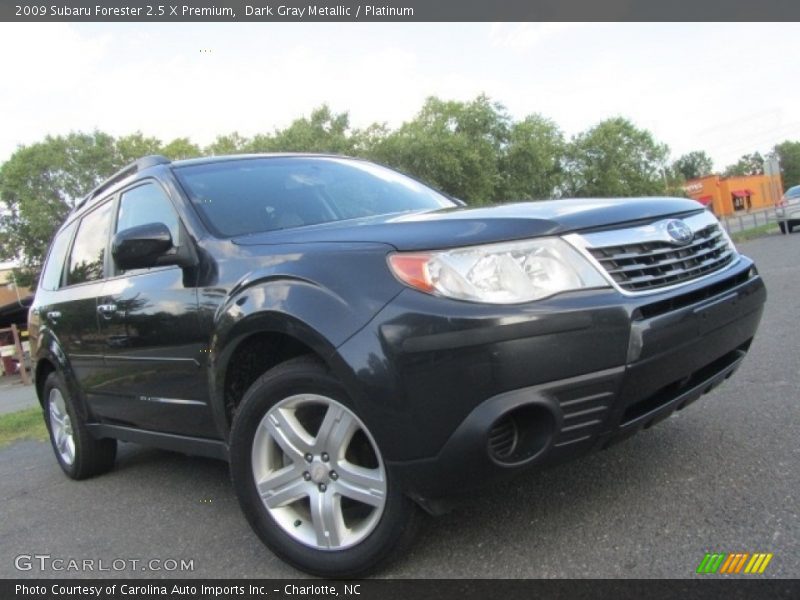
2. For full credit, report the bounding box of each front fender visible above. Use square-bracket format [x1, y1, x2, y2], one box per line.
[207, 274, 402, 435]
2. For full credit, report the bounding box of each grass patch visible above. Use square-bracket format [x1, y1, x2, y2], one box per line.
[0, 407, 48, 447]
[730, 223, 779, 244]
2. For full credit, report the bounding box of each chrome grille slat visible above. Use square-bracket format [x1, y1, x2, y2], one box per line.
[603, 243, 729, 275]
[572, 213, 738, 293]
[594, 229, 723, 264]
[617, 250, 734, 287]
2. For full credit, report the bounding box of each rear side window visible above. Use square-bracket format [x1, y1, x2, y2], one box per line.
[117, 183, 180, 244]
[67, 201, 113, 285]
[40, 221, 76, 291]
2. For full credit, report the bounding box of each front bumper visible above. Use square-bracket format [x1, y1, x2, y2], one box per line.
[335, 256, 765, 503]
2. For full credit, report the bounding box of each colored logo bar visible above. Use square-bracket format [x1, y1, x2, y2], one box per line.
[696, 552, 773, 574]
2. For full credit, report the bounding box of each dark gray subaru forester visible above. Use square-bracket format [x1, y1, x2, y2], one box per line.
[28, 154, 766, 576]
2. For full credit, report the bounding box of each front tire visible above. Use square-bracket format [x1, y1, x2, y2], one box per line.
[43, 372, 117, 479]
[229, 356, 418, 577]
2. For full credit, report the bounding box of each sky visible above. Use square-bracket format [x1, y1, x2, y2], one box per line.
[1, 22, 799, 171]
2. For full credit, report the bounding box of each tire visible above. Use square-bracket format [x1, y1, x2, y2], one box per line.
[229, 356, 418, 577]
[779, 221, 787, 234]
[43, 372, 117, 480]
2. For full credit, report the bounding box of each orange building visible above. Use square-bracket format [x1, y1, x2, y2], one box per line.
[683, 173, 783, 217]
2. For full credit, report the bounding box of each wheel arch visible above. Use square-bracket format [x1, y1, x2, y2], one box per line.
[207, 273, 389, 440]
[33, 331, 87, 417]
[34, 357, 57, 407]
[210, 311, 360, 437]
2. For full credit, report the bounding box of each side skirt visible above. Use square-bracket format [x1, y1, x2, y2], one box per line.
[86, 424, 229, 461]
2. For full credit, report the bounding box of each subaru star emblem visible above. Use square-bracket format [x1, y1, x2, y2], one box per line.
[666, 219, 693, 244]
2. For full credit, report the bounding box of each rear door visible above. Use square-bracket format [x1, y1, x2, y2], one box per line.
[44, 200, 115, 402]
[93, 180, 214, 437]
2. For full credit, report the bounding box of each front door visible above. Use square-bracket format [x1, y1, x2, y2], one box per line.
[92, 181, 215, 438]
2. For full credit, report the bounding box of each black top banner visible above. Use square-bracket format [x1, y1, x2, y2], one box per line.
[3, 0, 800, 22]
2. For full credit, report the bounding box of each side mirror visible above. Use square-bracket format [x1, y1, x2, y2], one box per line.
[112, 222, 174, 271]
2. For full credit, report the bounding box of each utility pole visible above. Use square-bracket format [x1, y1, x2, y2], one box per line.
[764, 154, 782, 205]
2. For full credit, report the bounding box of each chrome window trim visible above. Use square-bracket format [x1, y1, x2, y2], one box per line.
[563, 211, 741, 297]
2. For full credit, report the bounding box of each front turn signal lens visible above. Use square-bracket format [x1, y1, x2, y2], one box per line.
[387, 253, 434, 293]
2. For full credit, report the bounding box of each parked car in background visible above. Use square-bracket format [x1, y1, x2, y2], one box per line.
[776, 184, 800, 234]
[28, 154, 766, 576]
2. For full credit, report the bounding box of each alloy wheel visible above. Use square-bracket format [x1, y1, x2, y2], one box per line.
[48, 388, 75, 465]
[251, 394, 387, 550]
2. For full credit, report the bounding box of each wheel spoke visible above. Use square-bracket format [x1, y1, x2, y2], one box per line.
[314, 404, 358, 455]
[49, 403, 62, 427]
[257, 464, 304, 496]
[335, 462, 386, 507]
[260, 475, 309, 509]
[65, 437, 75, 462]
[310, 490, 344, 548]
[264, 408, 313, 461]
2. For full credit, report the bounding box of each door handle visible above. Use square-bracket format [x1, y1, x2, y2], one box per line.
[46, 311, 61, 320]
[97, 304, 118, 317]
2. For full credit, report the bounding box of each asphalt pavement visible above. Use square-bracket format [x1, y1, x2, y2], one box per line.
[1, 232, 798, 579]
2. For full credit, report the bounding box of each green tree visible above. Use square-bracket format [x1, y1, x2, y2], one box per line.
[353, 122, 391, 157]
[0, 131, 120, 284]
[249, 105, 356, 154]
[564, 117, 670, 197]
[672, 151, 714, 181]
[205, 132, 250, 156]
[773, 140, 800, 189]
[161, 137, 202, 160]
[723, 152, 764, 177]
[115, 132, 163, 164]
[497, 114, 565, 200]
[369, 95, 509, 203]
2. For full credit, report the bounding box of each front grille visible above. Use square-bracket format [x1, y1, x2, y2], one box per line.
[588, 223, 736, 292]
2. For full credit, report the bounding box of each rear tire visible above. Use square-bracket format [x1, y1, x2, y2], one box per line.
[43, 372, 117, 480]
[229, 356, 418, 577]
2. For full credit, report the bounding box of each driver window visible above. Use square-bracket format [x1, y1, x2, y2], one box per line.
[117, 183, 181, 243]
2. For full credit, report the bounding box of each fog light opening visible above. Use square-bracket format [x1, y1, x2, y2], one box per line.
[487, 404, 555, 465]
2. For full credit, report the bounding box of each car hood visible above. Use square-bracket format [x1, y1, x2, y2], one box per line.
[232, 197, 705, 251]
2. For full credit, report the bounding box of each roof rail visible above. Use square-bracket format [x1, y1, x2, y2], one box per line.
[73, 155, 171, 212]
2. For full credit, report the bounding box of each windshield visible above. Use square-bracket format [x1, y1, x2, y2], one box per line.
[173, 156, 455, 237]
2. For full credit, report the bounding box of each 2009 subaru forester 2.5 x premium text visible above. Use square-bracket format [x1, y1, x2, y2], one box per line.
[29, 154, 766, 576]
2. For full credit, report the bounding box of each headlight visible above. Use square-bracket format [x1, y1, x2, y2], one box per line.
[388, 238, 609, 304]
